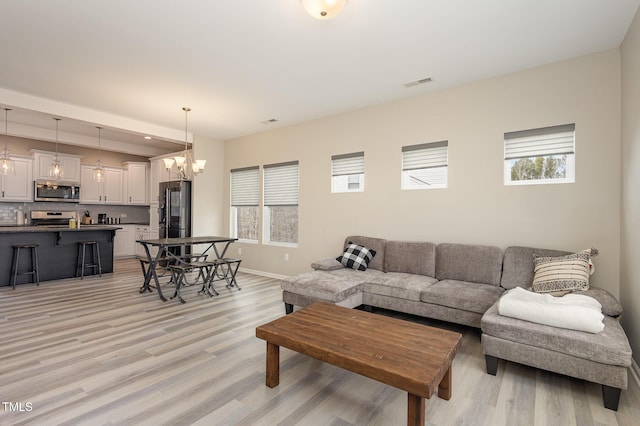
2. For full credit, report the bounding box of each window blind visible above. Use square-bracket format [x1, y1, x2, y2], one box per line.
[402, 141, 448, 171]
[231, 166, 259, 206]
[331, 152, 364, 176]
[504, 124, 575, 160]
[264, 161, 299, 206]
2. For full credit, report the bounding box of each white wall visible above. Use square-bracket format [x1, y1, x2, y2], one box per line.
[621, 8, 640, 369]
[192, 135, 225, 236]
[224, 49, 623, 297]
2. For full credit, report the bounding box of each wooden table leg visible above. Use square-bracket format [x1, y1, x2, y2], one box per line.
[438, 365, 452, 400]
[407, 393, 425, 426]
[265, 341, 280, 388]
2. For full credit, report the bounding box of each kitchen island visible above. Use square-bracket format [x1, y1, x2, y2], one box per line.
[0, 225, 121, 286]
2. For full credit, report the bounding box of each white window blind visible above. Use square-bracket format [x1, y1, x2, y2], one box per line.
[231, 166, 259, 206]
[504, 124, 575, 160]
[331, 152, 364, 176]
[402, 141, 448, 170]
[264, 161, 299, 206]
[402, 141, 448, 189]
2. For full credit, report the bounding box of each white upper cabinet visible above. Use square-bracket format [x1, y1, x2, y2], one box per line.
[32, 150, 82, 183]
[80, 165, 124, 204]
[1, 156, 33, 201]
[124, 162, 149, 205]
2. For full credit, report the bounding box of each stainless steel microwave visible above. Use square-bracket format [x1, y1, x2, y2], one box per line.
[34, 181, 80, 203]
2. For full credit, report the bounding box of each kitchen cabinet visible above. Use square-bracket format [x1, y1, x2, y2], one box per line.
[149, 158, 173, 204]
[80, 165, 124, 204]
[1, 156, 33, 202]
[114, 224, 136, 258]
[32, 150, 82, 183]
[124, 162, 149, 205]
[134, 225, 150, 258]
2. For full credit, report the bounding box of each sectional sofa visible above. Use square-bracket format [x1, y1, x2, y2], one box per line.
[280, 235, 633, 410]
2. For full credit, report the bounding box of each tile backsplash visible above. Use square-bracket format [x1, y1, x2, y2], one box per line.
[0, 202, 151, 226]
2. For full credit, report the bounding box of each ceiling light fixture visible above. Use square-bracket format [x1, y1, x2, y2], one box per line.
[93, 127, 105, 183]
[301, 0, 346, 19]
[163, 107, 206, 180]
[50, 118, 64, 180]
[1, 108, 14, 175]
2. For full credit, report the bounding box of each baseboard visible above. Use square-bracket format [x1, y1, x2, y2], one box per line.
[239, 267, 288, 280]
[632, 359, 640, 388]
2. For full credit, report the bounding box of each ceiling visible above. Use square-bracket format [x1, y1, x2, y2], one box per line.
[0, 1, 638, 157]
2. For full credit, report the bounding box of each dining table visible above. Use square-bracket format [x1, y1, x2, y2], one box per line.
[136, 236, 238, 301]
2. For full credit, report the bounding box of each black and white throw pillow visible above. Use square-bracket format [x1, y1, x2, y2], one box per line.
[336, 243, 376, 271]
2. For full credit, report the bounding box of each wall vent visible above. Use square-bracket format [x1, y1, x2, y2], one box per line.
[404, 77, 433, 88]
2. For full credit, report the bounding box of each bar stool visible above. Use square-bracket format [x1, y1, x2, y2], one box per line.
[210, 258, 242, 291]
[76, 241, 102, 279]
[10, 244, 40, 289]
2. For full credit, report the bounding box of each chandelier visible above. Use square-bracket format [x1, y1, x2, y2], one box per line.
[93, 127, 105, 182]
[1, 108, 14, 175]
[301, 0, 347, 19]
[163, 107, 206, 180]
[50, 118, 64, 180]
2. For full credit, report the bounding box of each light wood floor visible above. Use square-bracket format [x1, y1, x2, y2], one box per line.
[1, 259, 638, 425]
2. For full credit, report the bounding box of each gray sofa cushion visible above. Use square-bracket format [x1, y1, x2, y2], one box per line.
[281, 268, 380, 302]
[421, 279, 505, 314]
[384, 241, 436, 277]
[344, 236, 387, 271]
[436, 243, 503, 286]
[365, 272, 438, 301]
[580, 287, 623, 317]
[501, 246, 623, 316]
[481, 302, 632, 367]
[501, 246, 571, 289]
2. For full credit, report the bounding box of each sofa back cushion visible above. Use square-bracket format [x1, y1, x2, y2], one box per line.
[436, 243, 503, 286]
[343, 236, 387, 271]
[384, 241, 436, 277]
[501, 246, 571, 289]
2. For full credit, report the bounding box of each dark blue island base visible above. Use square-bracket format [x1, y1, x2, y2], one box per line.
[0, 226, 120, 286]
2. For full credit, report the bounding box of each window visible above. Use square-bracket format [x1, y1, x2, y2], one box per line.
[230, 166, 259, 242]
[401, 141, 448, 189]
[263, 161, 298, 246]
[331, 152, 364, 193]
[504, 124, 575, 185]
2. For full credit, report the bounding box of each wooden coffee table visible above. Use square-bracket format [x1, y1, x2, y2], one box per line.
[255, 302, 462, 426]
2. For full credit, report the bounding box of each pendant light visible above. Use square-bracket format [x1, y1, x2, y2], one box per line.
[1, 108, 14, 175]
[163, 107, 206, 180]
[50, 118, 64, 180]
[93, 126, 105, 182]
[301, 0, 347, 19]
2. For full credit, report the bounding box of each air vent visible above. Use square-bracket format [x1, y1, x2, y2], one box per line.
[404, 77, 433, 88]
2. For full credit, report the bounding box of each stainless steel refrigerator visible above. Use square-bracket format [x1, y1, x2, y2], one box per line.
[159, 180, 192, 255]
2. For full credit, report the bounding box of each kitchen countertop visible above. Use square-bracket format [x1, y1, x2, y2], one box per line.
[0, 225, 122, 233]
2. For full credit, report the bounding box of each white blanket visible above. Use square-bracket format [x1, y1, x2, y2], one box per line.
[498, 287, 604, 333]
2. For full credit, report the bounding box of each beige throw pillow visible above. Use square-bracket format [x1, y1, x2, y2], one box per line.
[532, 249, 593, 293]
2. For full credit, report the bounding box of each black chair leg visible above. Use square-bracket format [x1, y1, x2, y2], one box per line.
[32, 246, 40, 286]
[11, 247, 20, 290]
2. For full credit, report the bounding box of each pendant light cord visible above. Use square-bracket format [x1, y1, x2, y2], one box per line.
[183, 106, 190, 151]
[3, 108, 11, 152]
[53, 117, 61, 158]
